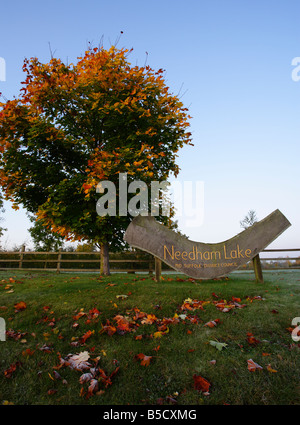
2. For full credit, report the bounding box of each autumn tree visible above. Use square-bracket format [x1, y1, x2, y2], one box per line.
[0, 45, 192, 274]
[28, 214, 64, 252]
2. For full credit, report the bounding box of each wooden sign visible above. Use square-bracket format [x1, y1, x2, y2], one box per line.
[124, 209, 291, 279]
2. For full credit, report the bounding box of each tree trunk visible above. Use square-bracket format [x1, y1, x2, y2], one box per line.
[100, 242, 110, 276]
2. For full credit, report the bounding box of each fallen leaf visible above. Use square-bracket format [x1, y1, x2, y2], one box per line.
[60, 351, 91, 371]
[209, 340, 228, 351]
[204, 319, 220, 328]
[22, 348, 35, 357]
[4, 362, 21, 378]
[247, 359, 263, 372]
[135, 353, 152, 366]
[267, 364, 277, 373]
[193, 375, 211, 393]
[247, 332, 260, 345]
[79, 330, 94, 344]
[14, 301, 27, 312]
[79, 372, 94, 384]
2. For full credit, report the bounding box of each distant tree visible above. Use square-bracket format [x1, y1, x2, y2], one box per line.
[76, 242, 97, 252]
[240, 210, 258, 230]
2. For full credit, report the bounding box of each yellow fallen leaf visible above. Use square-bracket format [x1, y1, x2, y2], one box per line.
[153, 327, 169, 338]
[267, 364, 278, 373]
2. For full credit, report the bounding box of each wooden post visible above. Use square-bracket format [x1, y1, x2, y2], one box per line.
[19, 245, 25, 269]
[56, 249, 62, 273]
[252, 254, 264, 283]
[149, 258, 153, 276]
[155, 257, 161, 282]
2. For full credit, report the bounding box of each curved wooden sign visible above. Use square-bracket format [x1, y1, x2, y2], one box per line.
[124, 209, 291, 279]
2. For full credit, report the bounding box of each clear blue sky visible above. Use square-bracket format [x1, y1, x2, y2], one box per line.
[0, 0, 299, 252]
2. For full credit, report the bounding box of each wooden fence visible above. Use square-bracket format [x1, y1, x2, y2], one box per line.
[0, 246, 299, 274]
[0, 247, 155, 273]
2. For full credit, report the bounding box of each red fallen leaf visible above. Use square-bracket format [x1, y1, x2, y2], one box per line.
[14, 301, 27, 312]
[43, 306, 50, 311]
[88, 308, 101, 320]
[79, 330, 94, 344]
[22, 348, 35, 357]
[153, 345, 160, 352]
[232, 296, 241, 302]
[109, 366, 120, 380]
[188, 349, 195, 353]
[193, 375, 211, 393]
[135, 335, 143, 340]
[47, 389, 58, 395]
[6, 329, 27, 340]
[187, 330, 192, 334]
[73, 311, 86, 321]
[212, 292, 219, 299]
[262, 352, 271, 356]
[135, 353, 152, 366]
[204, 319, 220, 328]
[247, 332, 260, 345]
[133, 308, 147, 320]
[4, 361, 22, 378]
[271, 309, 279, 314]
[100, 320, 117, 336]
[87, 379, 99, 398]
[247, 359, 263, 372]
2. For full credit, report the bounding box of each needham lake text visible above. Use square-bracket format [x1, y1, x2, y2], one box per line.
[163, 244, 252, 265]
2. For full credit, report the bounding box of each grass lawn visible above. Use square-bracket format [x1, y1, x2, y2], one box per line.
[0, 269, 299, 405]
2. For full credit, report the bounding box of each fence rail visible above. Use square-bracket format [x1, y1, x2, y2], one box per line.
[0, 247, 155, 273]
[0, 246, 299, 274]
